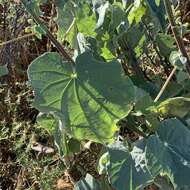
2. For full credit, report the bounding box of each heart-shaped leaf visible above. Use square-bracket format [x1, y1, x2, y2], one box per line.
[105, 141, 153, 190]
[146, 118, 190, 189]
[56, 2, 96, 43]
[28, 52, 146, 143]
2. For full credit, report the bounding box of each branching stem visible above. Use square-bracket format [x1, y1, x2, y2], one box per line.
[164, 0, 190, 74]
[154, 0, 190, 102]
[22, 1, 75, 65]
[0, 33, 35, 47]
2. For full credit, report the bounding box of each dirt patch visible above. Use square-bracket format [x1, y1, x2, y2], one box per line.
[180, 0, 190, 23]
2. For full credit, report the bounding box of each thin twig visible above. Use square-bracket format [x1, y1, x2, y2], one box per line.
[0, 33, 35, 47]
[3, 1, 8, 40]
[154, 66, 177, 102]
[22, 1, 75, 65]
[154, 0, 190, 102]
[47, 3, 56, 51]
[164, 0, 190, 75]
[142, 21, 163, 61]
[142, 21, 172, 76]
[63, 17, 76, 41]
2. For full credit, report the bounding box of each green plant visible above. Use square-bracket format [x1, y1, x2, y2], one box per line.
[21, 0, 190, 189]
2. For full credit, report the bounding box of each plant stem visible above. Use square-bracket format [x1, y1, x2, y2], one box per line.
[64, 17, 76, 41]
[118, 33, 145, 78]
[22, 1, 75, 65]
[142, 21, 163, 62]
[154, 0, 190, 102]
[154, 66, 177, 102]
[0, 33, 35, 47]
[142, 21, 171, 76]
[164, 0, 190, 75]
[154, 176, 174, 190]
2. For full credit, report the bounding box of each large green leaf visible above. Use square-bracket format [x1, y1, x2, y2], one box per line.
[56, 2, 96, 43]
[22, 0, 47, 16]
[147, 97, 190, 118]
[74, 173, 113, 190]
[146, 0, 166, 31]
[74, 174, 100, 190]
[105, 141, 153, 190]
[128, 0, 146, 25]
[37, 113, 81, 154]
[37, 113, 69, 156]
[55, 1, 74, 42]
[108, 3, 126, 32]
[146, 118, 190, 189]
[28, 52, 146, 144]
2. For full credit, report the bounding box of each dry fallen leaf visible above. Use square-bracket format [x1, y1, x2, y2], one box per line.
[31, 142, 55, 154]
[56, 179, 73, 190]
[14, 0, 21, 4]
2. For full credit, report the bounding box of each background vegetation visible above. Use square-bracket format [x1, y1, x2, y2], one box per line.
[1, 0, 190, 189]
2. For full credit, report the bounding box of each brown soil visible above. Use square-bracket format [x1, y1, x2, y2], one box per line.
[180, 0, 190, 23]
